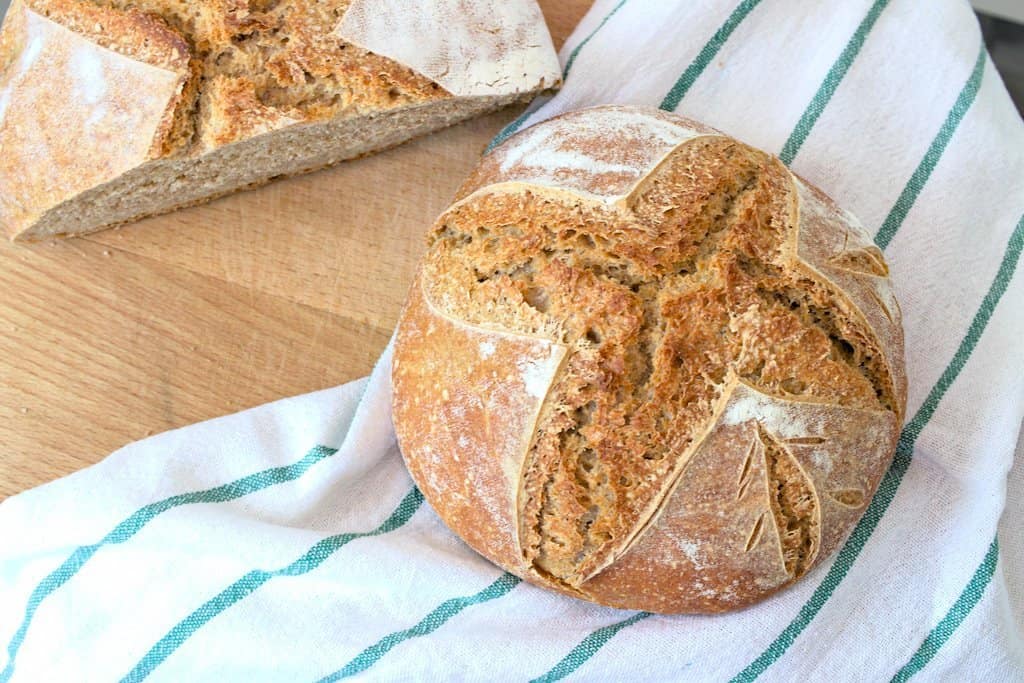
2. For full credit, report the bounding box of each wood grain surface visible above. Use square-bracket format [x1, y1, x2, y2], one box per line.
[0, 1, 593, 499]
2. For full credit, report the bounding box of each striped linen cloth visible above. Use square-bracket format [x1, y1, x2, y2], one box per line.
[2, 0, 1023, 680]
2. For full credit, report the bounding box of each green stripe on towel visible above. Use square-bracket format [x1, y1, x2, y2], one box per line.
[0, 444, 339, 683]
[892, 213, 1023, 451]
[875, 46, 988, 250]
[120, 487, 425, 683]
[561, 0, 631, 81]
[659, 0, 764, 112]
[779, 0, 891, 165]
[317, 573, 521, 681]
[486, 107, 539, 154]
[530, 612, 653, 683]
[890, 537, 1000, 682]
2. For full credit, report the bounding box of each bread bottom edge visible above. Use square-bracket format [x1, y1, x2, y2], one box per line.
[9, 91, 535, 242]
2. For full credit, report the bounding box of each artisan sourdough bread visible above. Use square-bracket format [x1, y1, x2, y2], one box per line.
[392, 106, 908, 614]
[0, 0, 560, 240]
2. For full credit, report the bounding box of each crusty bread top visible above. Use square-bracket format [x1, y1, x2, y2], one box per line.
[163, 0, 453, 150]
[392, 106, 907, 612]
[21, 0, 190, 71]
[449, 106, 906, 415]
[4, 0, 449, 155]
[456, 107, 721, 203]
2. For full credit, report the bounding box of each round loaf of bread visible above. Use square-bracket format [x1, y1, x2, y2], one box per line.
[392, 105, 907, 614]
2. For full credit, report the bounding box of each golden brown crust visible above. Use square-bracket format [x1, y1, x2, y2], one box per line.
[198, 75, 301, 150]
[392, 105, 908, 614]
[23, 0, 197, 157]
[101, 0, 450, 148]
[24, 0, 191, 71]
[580, 383, 897, 612]
[393, 275, 568, 571]
[791, 176, 908, 417]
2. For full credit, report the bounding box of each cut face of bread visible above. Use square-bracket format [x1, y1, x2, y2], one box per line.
[392, 106, 908, 614]
[0, 0, 560, 240]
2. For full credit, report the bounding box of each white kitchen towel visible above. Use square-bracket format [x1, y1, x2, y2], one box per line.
[2, 0, 1023, 680]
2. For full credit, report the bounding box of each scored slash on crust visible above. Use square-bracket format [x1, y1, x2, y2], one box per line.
[784, 435, 830, 445]
[826, 488, 867, 508]
[735, 436, 759, 501]
[867, 288, 896, 325]
[744, 511, 768, 553]
[827, 243, 890, 278]
[758, 425, 820, 579]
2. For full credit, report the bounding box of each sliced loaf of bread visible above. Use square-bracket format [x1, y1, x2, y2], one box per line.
[0, 0, 560, 240]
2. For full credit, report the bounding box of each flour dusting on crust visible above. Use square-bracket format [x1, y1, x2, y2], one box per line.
[0, 7, 181, 230]
[466, 106, 721, 204]
[335, 0, 560, 98]
[518, 348, 561, 399]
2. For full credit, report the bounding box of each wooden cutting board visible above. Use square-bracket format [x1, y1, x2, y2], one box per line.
[0, 1, 593, 498]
